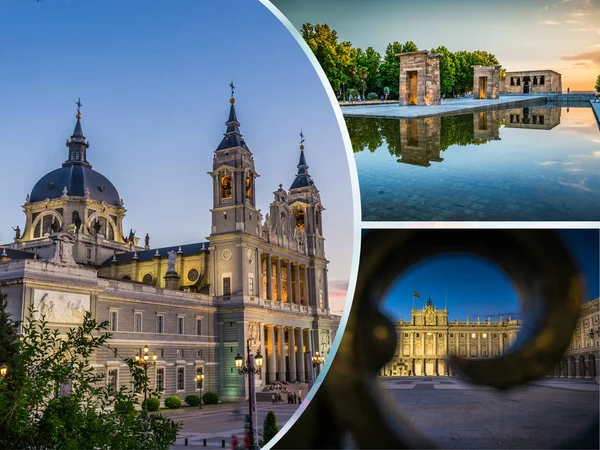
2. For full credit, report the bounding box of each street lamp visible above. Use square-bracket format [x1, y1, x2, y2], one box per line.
[234, 339, 263, 450]
[0, 364, 7, 377]
[195, 372, 205, 409]
[312, 351, 326, 378]
[134, 345, 157, 414]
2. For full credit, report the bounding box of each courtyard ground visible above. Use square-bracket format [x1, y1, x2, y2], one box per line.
[166, 401, 300, 448]
[380, 376, 599, 449]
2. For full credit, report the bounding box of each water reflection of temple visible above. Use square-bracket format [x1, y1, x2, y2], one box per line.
[503, 107, 561, 130]
[473, 111, 501, 141]
[397, 117, 444, 167]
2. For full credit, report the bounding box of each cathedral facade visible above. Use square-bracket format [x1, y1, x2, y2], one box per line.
[0, 96, 338, 401]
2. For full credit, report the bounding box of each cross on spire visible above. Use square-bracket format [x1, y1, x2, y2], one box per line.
[229, 80, 235, 98]
[300, 130, 305, 144]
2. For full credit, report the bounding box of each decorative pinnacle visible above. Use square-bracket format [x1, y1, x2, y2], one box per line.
[229, 79, 235, 104]
[75, 97, 83, 119]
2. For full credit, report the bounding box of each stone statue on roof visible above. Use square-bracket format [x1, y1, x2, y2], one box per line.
[167, 250, 177, 273]
[145, 233, 150, 249]
[12, 226, 21, 240]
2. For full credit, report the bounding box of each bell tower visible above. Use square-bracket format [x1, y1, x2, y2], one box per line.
[209, 84, 259, 236]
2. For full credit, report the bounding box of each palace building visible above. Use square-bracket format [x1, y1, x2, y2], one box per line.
[381, 297, 599, 380]
[0, 94, 339, 401]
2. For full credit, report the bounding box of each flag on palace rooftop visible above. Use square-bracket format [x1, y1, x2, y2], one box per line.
[413, 291, 420, 298]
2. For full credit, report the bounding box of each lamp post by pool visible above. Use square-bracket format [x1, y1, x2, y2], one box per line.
[195, 372, 205, 409]
[234, 340, 263, 450]
[0, 364, 7, 378]
[134, 345, 157, 414]
[312, 351, 325, 378]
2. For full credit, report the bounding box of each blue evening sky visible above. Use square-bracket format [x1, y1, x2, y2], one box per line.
[272, 0, 600, 91]
[381, 230, 599, 322]
[0, 0, 355, 314]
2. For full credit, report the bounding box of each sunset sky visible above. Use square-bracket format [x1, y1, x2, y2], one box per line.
[272, 0, 600, 92]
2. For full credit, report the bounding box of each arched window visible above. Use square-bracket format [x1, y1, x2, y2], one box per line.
[245, 176, 252, 199]
[122, 275, 132, 281]
[142, 273, 154, 286]
[34, 214, 59, 238]
[295, 209, 305, 230]
[221, 175, 232, 199]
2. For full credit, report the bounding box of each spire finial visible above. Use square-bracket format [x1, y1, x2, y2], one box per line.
[75, 97, 83, 119]
[229, 79, 235, 104]
[300, 129, 305, 150]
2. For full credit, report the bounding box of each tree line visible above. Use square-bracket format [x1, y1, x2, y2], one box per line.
[301, 23, 505, 100]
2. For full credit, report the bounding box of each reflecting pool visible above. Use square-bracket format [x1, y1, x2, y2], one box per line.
[349, 106, 600, 221]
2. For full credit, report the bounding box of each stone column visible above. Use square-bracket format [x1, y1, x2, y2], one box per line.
[277, 326, 286, 381]
[257, 250, 263, 299]
[435, 358, 439, 376]
[411, 359, 415, 376]
[286, 261, 293, 304]
[444, 332, 449, 375]
[289, 327, 297, 381]
[276, 258, 282, 302]
[295, 264, 301, 306]
[467, 335, 471, 357]
[259, 323, 266, 387]
[266, 254, 272, 301]
[433, 333, 438, 357]
[307, 328, 314, 355]
[267, 325, 276, 384]
[296, 328, 305, 382]
[303, 266, 309, 306]
[410, 333, 414, 357]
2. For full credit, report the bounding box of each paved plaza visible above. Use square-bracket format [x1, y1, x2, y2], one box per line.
[380, 376, 599, 449]
[341, 95, 546, 118]
[167, 401, 300, 448]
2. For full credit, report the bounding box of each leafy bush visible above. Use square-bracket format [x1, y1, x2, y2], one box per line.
[164, 396, 182, 409]
[263, 410, 279, 444]
[185, 395, 201, 406]
[115, 400, 136, 415]
[346, 88, 359, 100]
[0, 305, 182, 449]
[367, 92, 378, 100]
[146, 397, 161, 412]
[202, 391, 219, 405]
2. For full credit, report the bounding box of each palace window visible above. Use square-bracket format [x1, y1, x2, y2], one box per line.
[110, 310, 118, 332]
[156, 368, 165, 391]
[177, 316, 185, 335]
[157, 315, 164, 334]
[142, 273, 154, 286]
[86, 248, 92, 260]
[438, 333, 443, 338]
[471, 333, 476, 339]
[221, 175, 232, 199]
[134, 312, 143, 333]
[482, 333, 487, 339]
[416, 333, 420, 338]
[108, 369, 118, 393]
[196, 319, 202, 336]
[493, 333, 498, 338]
[405, 333, 409, 338]
[223, 277, 231, 296]
[248, 275, 254, 296]
[460, 333, 465, 338]
[295, 209, 305, 230]
[196, 366, 204, 390]
[177, 367, 185, 391]
[450, 333, 454, 338]
[319, 291, 324, 308]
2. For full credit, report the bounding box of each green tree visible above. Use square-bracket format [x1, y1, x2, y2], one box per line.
[595, 75, 600, 92]
[0, 307, 181, 449]
[345, 117, 384, 153]
[0, 289, 19, 379]
[355, 47, 382, 94]
[301, 23, 358, 95]
[379, 41, 418, 99]
[383, 86, 390, 100]
[431, 46, 456, 97]
[262, 410, 279, 444]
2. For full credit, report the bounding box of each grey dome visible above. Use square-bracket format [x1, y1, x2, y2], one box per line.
[30, 164, 120, 206]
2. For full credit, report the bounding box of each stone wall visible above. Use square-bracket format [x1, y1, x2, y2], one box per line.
[397, 51, 441, 106]
[503, 70, 562, 94]
[472, 66, 501, 100]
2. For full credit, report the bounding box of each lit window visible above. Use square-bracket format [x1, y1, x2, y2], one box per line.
[482, 333, 487, 338]
[223, 277, 231, 296]
[471, 333, 476, 339]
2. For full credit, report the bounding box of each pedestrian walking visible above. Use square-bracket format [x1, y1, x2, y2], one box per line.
[298, 389, 302, 404]
[348, 93, 353, 103]
[231, 435, 239, 450]
[271, 393, 276, 404]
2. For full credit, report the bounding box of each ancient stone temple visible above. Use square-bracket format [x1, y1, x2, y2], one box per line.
[397, 51, 441, 106]
[501, 70, 562, 94]
[472, 66, 501, 100]
[473, 111, 501, 141]
[503, 106, 562, 130]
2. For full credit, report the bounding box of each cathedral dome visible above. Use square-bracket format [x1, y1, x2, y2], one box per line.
[30, 165, 121, 206]
[29, 105, 121, 207]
